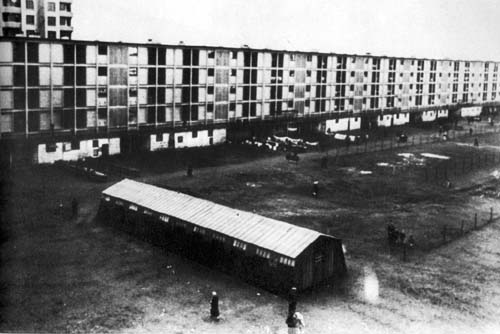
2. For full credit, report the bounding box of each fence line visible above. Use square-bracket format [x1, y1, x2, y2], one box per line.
[389, 207, 498, 261]
[326, 123, 500, 159]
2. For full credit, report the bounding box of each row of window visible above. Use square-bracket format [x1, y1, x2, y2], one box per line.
[4, 42, 499, 74]
[109, 197, 296, 265]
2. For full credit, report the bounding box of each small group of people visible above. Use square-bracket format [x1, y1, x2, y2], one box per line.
[209, 288, 306, 332]
[387, 224, 415, 251]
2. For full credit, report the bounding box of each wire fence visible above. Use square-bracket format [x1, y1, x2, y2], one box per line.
[325, 123, 500, 158]
[388, 207, 500, 261]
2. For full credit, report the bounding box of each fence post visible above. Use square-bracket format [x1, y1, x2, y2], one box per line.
[491, 207, 493, 222]
[474, 213, 478, 229]
[402, 242, 407, 262]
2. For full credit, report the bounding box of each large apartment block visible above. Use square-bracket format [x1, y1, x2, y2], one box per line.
[0, 37, 499, 163]
[1, 0, 72, 39]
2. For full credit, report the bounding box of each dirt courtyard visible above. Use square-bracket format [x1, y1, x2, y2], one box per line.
[1, 125, 500, 333]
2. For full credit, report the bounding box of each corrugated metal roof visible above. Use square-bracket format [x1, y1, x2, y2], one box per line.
[102, 179, 332, 258]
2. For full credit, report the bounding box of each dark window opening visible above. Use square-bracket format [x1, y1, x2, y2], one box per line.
[98, 66, 107, 76]
[157, 88, 165, 104]
[192, 130, 198, 138]
[147, 87, 156, 104]
[192, 50, 199, 65]
[61, 109, 74, 129]
[98, 87, 107, 98]
[27, 43, 38, 62]
[13, 42, 25, 62]
[98, 44, 107, 55]
[47, 17, 56, 26]
[208, 68, 214, 77]
[148, 68, 156, 84]
[191, 68, 198, 84]
[28, 66, 39, 86]
[14, 90, 25, 109]
[157, 106, 166, 122]
[76, 88, 86, 107]
[190, 105, 198, 121]
[76, 67, 86, 86]
[98, 108, 107, 121]
[76, 110, 86, 128]
[64, 88, 74, 107]
[76, 45, 86, 64]
[158, 48, 166, 65]
[13, 113, 26, 133]
[147, 107, 155, 123]
[64, 67, 74, 85]
[28, 89, 39, 108]
[183, 49, 191, 66]
[182, 68, 190, 84]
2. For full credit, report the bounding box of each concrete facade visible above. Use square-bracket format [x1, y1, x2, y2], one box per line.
[0, 0, 73, 39]
[1, 37, 500, 163]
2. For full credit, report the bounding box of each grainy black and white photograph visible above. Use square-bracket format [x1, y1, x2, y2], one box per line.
[1, 0, 500, 333]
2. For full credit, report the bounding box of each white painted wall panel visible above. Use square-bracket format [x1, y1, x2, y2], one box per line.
[422, 111, 437, 122]
[150, 133, 170, 151]
[0, 91, 13, 109]
[0, 42, 13, 62]
[39, 43, 51, 63]
[86, 67, 96, 85]
[40, 90, 50, 108]
[0, 66, 13, 85]
[51, 44, 63, 63]
[86, 45, 96, 64]
[377, 114, 393, 127]
[39, 67, 51, 86]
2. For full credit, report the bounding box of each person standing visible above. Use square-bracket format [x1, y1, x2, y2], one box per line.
[210, 291, 220, 320]
[312, 181, 319, 198]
